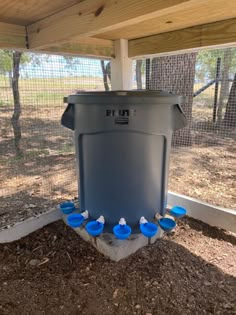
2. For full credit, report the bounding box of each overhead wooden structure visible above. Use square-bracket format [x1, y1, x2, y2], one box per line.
[0, 0, 236, 58]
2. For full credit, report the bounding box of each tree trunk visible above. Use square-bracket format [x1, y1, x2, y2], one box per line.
[100, 60, 110, 91]
[106, 61, 111, 82]
[150, 53, 197, 146]
[136, 60, 142, 89]
[11, 51, 22, 156]
[224, 73, 236, 128]
[8, 71, 13, 88]
[217, 48, 232, 124]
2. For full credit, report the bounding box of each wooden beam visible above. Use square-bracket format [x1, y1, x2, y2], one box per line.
[42, 38, 115, 59]
[27, 0, 191, 49]
[168, 192, 236, 233]
[0, 208, 61, 243]
[129, 18, 236, 58]
[0, 22, 26, 49]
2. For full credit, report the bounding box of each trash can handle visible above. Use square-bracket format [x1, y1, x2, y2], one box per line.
[173, 104, 188, 131]
[61, 103, 75, 130]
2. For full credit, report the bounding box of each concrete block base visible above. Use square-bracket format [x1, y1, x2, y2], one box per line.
[62, 212, 164, 261]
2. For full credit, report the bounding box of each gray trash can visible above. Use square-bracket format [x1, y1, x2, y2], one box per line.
[62, 90, 186, 231]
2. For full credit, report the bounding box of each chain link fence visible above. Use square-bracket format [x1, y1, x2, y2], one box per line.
[0, 48, 235, 227]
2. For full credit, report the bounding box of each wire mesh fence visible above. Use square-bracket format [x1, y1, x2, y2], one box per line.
[0, 53, 108, 226]
[134, 48, 236, 210]
[0, 47, 235, 227]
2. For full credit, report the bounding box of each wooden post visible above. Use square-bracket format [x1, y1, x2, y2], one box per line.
[213, 57, 221, 123]
[111, 39, 133, 90]
[145, 59, 151, 89]
[11, 51, 23, 156]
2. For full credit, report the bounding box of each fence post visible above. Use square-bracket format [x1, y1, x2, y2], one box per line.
[213, 57, 221, 122]
[145, 59, 150, 89]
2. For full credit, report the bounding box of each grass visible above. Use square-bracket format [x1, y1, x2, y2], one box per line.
[0, 76, 105, 107]
[0, 77, 217, 108]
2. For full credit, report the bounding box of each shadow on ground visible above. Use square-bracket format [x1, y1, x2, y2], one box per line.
[0, 115, 74, 158]
[182, 216, 236, 245]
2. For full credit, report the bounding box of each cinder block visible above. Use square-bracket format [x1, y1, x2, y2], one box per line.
[62, 212, 164, 261]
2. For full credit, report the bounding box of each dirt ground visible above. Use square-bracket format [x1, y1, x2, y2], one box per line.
[169, 144, 235, 209]
[0, 217, 235, 315]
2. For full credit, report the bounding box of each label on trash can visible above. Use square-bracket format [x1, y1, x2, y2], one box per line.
[106, 109, 136, 117]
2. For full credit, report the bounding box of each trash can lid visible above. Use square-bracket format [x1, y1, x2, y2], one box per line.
[64, 90, 183, 105]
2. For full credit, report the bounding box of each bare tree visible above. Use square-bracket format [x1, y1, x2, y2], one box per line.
[224, 73, 236, 127]
[106, 61, 111, 82]
[100, 60, 110, 91]
[11, 51, 22, 156]
[217, 48, 232, 124]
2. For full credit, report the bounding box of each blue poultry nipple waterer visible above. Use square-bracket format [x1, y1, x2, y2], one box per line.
[113, 218, 132, 240]
[139, 216, 158, 238]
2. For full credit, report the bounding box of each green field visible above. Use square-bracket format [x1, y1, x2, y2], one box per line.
[0, 76, 105, 107]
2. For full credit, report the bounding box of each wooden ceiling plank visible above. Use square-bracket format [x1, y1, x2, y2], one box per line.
[0, 22, 26, 49]
[97, 0, 236, 40]
[128, 18, 236, 58]
[0, 0, 80, 26]
[27, 0, 193, 49]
